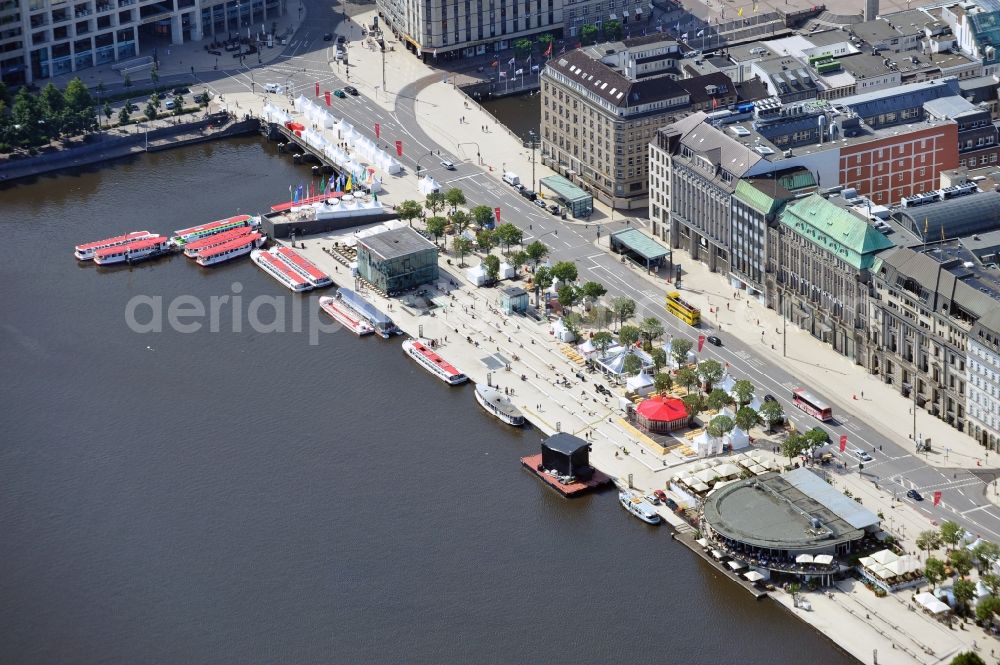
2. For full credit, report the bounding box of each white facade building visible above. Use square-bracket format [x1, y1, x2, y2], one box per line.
[1, 0, 284, 85]
[968, 313, 1000, 449]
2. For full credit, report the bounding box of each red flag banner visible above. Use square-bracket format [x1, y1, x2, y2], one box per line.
[324, 91, 331, 106]
[839, 434, 847, 453]
[544, 41, 553, 57]
[315, 81, 320, 96]
[697, 335, 705, 353]
[374, 123, 381, 139]
[494, 207, 501, 223]
[933, 491, 942, 506]
[395, 140, 403, 157]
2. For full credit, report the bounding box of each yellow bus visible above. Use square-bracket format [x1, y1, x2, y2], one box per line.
[665, 291, 700, 326]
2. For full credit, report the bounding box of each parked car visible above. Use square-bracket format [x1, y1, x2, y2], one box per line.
[706, 335, 722, 346]
[343, 85, 359, 96]
[763, 394, 776, 403]
[653, 490, 668, 504]
[163, 99, 176, 110]
[520, 189, 537, 201]
[906, 489, 923, 501]
[644, 494, 661, 506]
[440, 159, 455, 170]
[337, 35, 346, 44]
[124, 101, 138, 112]
[532, 199, 547, 209]
[171, 86, 190, 95]
[333, 89, 347, 99]
[664, 498, 680, 512]
[323, 32, 333, 41]
[548, 203, 560, 214]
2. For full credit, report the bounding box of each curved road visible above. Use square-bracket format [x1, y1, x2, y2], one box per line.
[194, 0, 1000, 543]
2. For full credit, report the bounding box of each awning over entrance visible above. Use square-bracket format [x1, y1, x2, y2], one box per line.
[538, 175, 593, 218]
[609, 228, 670, 268]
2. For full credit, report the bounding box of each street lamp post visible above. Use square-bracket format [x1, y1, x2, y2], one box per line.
[528, 130, 538, 193]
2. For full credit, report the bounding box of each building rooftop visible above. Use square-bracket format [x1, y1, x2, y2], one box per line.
[780, 193, 895, 269]
[702, 469, 875, 553]
[876, 245, 1000, 322]
[882, 8, 940, 32]
[835, 76, 961, 116]
[543, 432, 590, 456]
[923, 95, 981, 119]
[850, 18, 905, 44]
[357, 225, 437, 261]
[609, 228, 670, 260]
[894, 190, 1000, 240]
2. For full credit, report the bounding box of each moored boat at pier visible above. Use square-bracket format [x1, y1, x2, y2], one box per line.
[402, 338, 467, 385]
[319, 295, 374, 335]
[250, 248, 312, 291]
[183, 227, 257, 257]
[172, 214, 256, 246]
[335, 287, 399, 338]
[93, 236, 173, 265]
[273, 245, 333, 288]
[474, 383, 524, 426]
[195, 232, 264, 266]
[618, 490, 661, 525]
[74, 231, 156, 260]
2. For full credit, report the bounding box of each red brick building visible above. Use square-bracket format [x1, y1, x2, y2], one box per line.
[838, 124, 959, 206]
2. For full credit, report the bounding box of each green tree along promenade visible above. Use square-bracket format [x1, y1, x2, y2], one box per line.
[1, 78, 97, 151]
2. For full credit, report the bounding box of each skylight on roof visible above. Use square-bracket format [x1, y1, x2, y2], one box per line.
[609, 88, 617, 95]
[616, 92, 624, 99]
[601, 83, 608, 90]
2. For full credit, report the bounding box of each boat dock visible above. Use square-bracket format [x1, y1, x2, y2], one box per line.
[671, 530, 769, 600]
[519, 454, 611, 497]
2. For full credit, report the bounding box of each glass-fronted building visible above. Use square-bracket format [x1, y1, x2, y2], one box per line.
[357, 226, 439, 295]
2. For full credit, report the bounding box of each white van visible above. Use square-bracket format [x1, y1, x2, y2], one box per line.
[502, 171, 520, 187]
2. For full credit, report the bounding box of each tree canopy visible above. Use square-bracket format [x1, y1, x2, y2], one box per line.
[670, 338, 693, 367]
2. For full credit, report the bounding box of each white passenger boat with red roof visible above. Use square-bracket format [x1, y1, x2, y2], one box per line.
[183, 227, 257, 257]
[319, 295, 374, 336]
[273, 246, 333, 288]
[250, 248, 312, 292]
[402, 338, 467, 385]
[93, 235, 173, 265]
[74, 231, 156, 260]
[172, 214, 256, 246]
[195, 232, 264, 266]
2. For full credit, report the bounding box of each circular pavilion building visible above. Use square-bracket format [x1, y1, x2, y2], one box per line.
[635, 396, 688, 434]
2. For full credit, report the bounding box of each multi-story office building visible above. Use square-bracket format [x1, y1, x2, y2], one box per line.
[541, 36, 735, 209]
[1, 0, 283, 85]
[969, 311, 1000, 449]
[729, 169, 815, 300]
[377, 0, 648, 60]
[867, 247, 981, 434]
[766, 193, 894, 364]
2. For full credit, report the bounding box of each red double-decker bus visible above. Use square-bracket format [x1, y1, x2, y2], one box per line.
[792, 388, 833, 422]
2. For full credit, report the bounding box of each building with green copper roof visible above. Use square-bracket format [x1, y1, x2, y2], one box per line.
[730, 169, 816, 299]
[766, 193, 895, 365]
[780, 194, 894, 271]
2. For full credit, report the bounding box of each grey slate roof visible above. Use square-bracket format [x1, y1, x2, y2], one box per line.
[895, 191, 1000, 240]
[358, 226, 436, 261]
[836, 77, 961, 116]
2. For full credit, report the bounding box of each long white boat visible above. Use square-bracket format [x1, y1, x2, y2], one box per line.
[273, 246, 333, 288]
[474, 383, 524, 426]
[336, 287, 399, 338]
[195, 232, 264, 266]
[402, 338, 467, 385]
[183, 227, 256, 258]
[250, 249, 312, 292]
[93, 236, 173, 265]
[74, 231, 156, 260]
[319, 295, 374, 336]
[618, 491, 661, 525]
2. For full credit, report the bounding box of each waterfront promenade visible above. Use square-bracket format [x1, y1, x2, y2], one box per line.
[26, 6, 1000, 659]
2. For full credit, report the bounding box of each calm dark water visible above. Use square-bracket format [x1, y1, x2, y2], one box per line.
[479, 92, 541, 142]
[0, 138, 858, 665]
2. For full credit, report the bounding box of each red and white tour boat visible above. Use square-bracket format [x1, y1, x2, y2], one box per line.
[273, 246, 333, 288]
[172, 214, 256, 246]
[195, 232, 264, 266]
[319, 295, 374, 336]
[250, 248, 312, 292]
[183, 227, 257, 257]
[93, 236, 173, 265]
[402, 338, 467, 385]
[74, 231, 156, 260]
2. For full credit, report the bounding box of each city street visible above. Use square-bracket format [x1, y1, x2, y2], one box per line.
[58, 0, 1000, 545]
